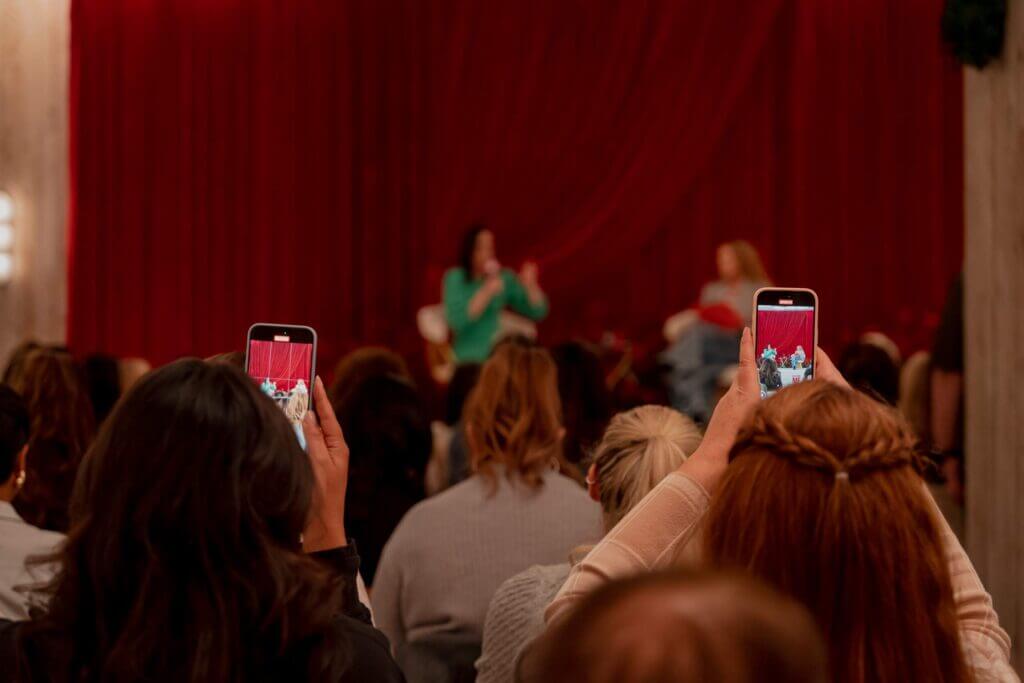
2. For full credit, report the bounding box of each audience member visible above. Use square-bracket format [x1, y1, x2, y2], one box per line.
[860, 330, 901, 365]
[0, 360, 403, 682]
[931, 273, 965, 505]
[8, 348, 95, 532]
[527, 569, 827, 683]
[550, 341, 612, 474]
[1, 341, 40, 387]
[759, 356, 782, 393]
[373, 339, 601, 682]
[475, 405, 700, 683]
[0, 385, 64, 620]
[899, 350, 930, 438]
[81, 354, 122, 425]
[442, 225, 548, 363]
[837, 341, 900, 405]
[335, 373, 431, 586]
[547, 330, 1013, 683]
[426, 362, 481, 494]
[330, 346, 411, 407]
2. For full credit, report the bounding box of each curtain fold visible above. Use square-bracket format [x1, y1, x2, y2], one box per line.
[68, 0, 963, 366]
[756, 310, 815, 359]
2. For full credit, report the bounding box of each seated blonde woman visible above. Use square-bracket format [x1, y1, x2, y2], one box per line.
[372, 339, 601, 682]
[475, 405, 702, 683]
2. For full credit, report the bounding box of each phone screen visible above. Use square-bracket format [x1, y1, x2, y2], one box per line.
[246, 325, 316, 446]
[755, 291, 816, 399]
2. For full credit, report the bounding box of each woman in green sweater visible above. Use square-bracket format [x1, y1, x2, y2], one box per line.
[443, 225, 549, 363]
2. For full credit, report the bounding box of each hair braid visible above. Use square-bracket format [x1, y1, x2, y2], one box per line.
[735, 412, 922, 482]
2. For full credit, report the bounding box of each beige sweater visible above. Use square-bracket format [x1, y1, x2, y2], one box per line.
[546, 471, 1018, 683]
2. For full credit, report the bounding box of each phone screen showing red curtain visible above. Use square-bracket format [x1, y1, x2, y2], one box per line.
[246, 340, 313, 424]
[756, 305, 815, 398]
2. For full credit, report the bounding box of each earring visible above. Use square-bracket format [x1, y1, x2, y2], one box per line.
[14, 469, 26, 489]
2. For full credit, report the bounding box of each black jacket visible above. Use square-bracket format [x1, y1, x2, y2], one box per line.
[0, 545, 404, 682]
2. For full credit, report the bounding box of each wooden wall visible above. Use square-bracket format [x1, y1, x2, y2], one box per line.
[965, 0, 1024, 667]
[0, 0, 70, 363]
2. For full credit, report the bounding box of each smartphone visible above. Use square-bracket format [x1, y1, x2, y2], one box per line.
[245, 324, 318, 441]
[752, 288, 818, 399]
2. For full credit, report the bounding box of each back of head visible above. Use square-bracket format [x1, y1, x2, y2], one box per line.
[705, 381, 969, 683]
[339, 374, 431, 581]
[339, 374, 431, 480]
[838, 341, 899, 405]
[9, 348, 95, 451]
[19, 359, 347, 682]
[591, 405, 700, 530]
[2, 340, 41, 386]
[9, 348, 96, 531]
[330, 346, 410, 408]
[531, 569, 827, 683]
[0, 384, 30, 484]
[551, 342, 612, 467]
[464, 338, 563, 489]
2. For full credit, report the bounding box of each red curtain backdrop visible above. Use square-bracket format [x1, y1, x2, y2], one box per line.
[68, 0, 963, 367]
[246, 341, 312, 392]
[756, 310, 815, 358]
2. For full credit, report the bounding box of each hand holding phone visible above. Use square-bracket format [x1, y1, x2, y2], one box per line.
[301, 377, 350, 552]
[752, 288, 818, 399]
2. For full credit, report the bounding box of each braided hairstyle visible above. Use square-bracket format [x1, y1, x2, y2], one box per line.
[704, 380, 969, 683]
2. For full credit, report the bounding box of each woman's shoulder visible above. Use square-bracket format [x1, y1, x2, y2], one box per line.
[381, 478, 482, 547]
[333, 616, 404, 683]
[443, 267, 470, 285]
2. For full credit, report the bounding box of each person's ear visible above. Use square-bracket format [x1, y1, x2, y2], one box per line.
[558, 427, 566, 442]
[586, 463, 600, 502]
[17, 445, 26, 472]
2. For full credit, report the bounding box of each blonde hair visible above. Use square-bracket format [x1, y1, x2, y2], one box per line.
[464, 339, 564, 490]
[723, 240, 770, 283]
[283, 390, 308, 422]
[591, 405, 701, 530]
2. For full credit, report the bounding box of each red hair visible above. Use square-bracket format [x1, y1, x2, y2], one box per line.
[705, 381, 970, 683]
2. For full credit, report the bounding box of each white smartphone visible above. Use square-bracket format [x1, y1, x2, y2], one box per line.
[752, 288, 819, 399]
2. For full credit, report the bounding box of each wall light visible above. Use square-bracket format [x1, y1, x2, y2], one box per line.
[0, 191, 12, 284]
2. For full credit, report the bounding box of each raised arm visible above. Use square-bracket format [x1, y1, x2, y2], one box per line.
[546, 328, 760, 626]
[544, 470, 710, 626]
[925, 487, 1016, 680]
[505, 264, 548, 321]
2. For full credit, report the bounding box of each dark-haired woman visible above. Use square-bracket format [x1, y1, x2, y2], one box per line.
[443, 225, 548, 363]
[0, 360, 404, 682]
[9, 348, 95, 532]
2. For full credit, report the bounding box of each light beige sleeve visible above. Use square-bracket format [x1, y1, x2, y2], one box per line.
[926, 486, 1018, 682]
[544, 471, 710, 625]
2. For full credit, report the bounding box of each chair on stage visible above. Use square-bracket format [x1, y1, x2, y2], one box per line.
[416, 304, 538, 385]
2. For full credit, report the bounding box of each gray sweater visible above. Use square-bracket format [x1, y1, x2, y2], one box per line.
[475, 562, 571, 683]
[371, 468, 602, 651]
